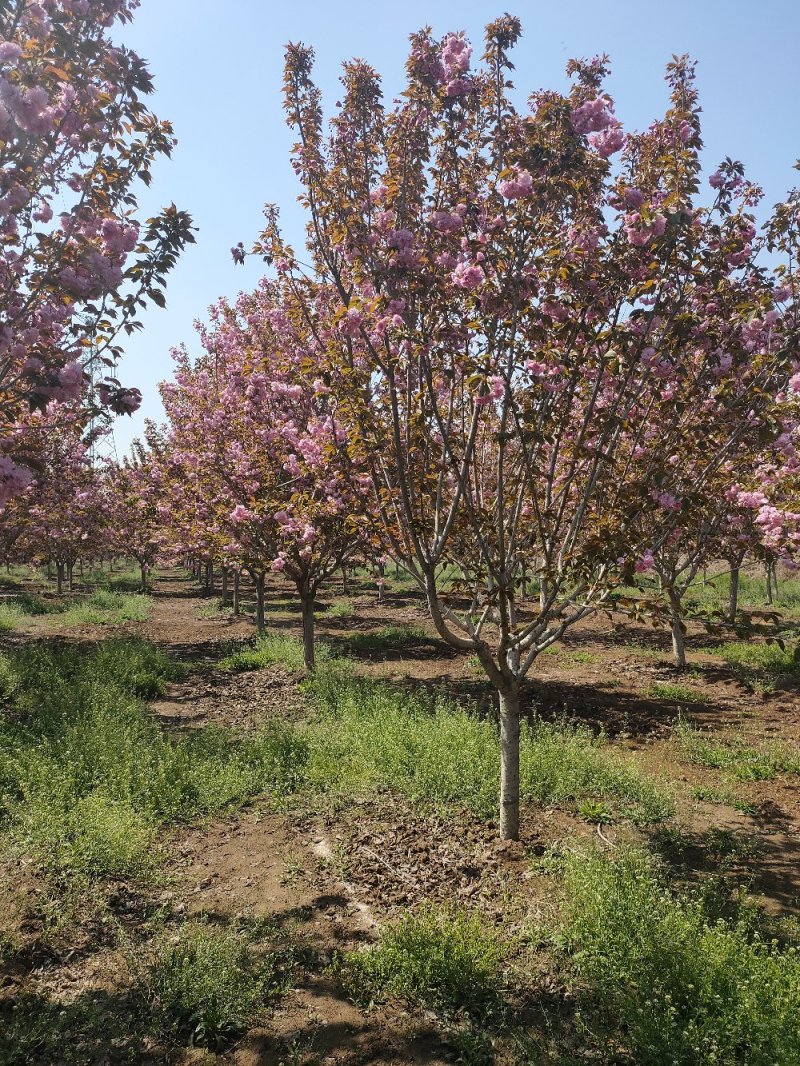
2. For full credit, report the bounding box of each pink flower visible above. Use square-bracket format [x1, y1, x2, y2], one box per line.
[451, 261, 484, 290]
[650, 490, 681, 512]
[572, 97, 616, 134]
[498, 168, 534, 200]
[635, 550, 654, 574]
[588, 126, 625, 158]
[230, 504, 251, 523]
[340, 308, 364, 337]
[442, 34, 472, 75]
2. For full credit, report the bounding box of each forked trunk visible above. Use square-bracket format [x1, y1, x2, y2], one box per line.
[300, 588, 315, 671]
[728, 565, 740, 625]
[255, 573, 265, 632]
[499, 686, 521, 841]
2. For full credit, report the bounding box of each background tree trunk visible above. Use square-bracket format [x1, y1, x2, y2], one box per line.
[766, 562, 773, 605]
[300, 586, 315, 671]
[221, 566, 228, 606]
[499, 686, 521, 841]
[233, 571, 240, 615]
[255, 573, 265, 632]
[140, 564, 147, 593]
[56, 563, 63, 595]
[728, 564, 740, 625]
[669, 590, 687, 669]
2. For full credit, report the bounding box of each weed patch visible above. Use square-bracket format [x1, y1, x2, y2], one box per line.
[336, 905, 505, 1020]
[52, 590, 151, 627]
[219, 632, 329, 673]
[327, 599, 355, 619]
[345, 624, 431, 654]
[0, 640, 305, 883]
[141, 921, 282, 1049]
[305, 668, 672, 823]
[646, 681, 706, 703]
[674, 719, 800, 781]
[559, 848, 800, 1064]
[716, 640, 799, 690]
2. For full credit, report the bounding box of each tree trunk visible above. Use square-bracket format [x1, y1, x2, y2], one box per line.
[221, 567, 228, 606]
[68, 562, 74, 591]
[233, 571, 240, 615]
[300, 587, 315, 671]
[140, 564, 147, 593]
[341, 566, 350, 595]
[728, 565, 740, 625]
[668, 591, 687, 670]
[56, 562, 63, 596]
[255, 573, 265, 632]
[47, 560, 52, 580]
[499, 686, 521, 841]
[771, 561, 779, 601]
[766, 562, 773, 605]
[79, 558, 83, 578]
[205, 560, 213, 591]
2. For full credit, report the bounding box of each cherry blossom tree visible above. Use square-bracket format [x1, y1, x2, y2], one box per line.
[103, 428, 166, 591]
[159, 281, 368, 667]
[12, 403, 105, 592]
[0, 0, 194, 502]
[252, 20, 799, 837]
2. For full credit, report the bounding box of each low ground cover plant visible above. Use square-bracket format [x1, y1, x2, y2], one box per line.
[715, 640, 800, 690]
[219, 631, 331, 673]
[558, 847, 800, 1064]
[140, 920, 283, 1049]
[304, 663, 672, 824]
[336, 905, 506, 1020]
[0, 639, 305, 883]
[674, 719, 800, 781]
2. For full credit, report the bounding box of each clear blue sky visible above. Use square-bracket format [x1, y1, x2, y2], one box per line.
[110, 0, 800, 456]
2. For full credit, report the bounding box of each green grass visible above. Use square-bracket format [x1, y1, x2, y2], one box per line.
[345, 624, 431, 654]
[327, 599, 355, 619]
[336, 905, 505, 1020]
[54, 590, 151, 626]
[0, 591, 67, 629]
[218, 632, 330, 673]
[674, 719, 800, 781]
[691, 784, 758, 815]
[0, 639, 307, 882]
[559, 848, 800, 1065]
[687, 568, 800, 617]
[0, 601, 23, 631]
[304, 667, 672, 824]
[646, 681, 706, 703]
[141, 921, 282, 1049]
[715, 640, 800, 689]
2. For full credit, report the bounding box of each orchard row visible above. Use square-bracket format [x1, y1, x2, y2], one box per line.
[1, 5, 799, 837]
